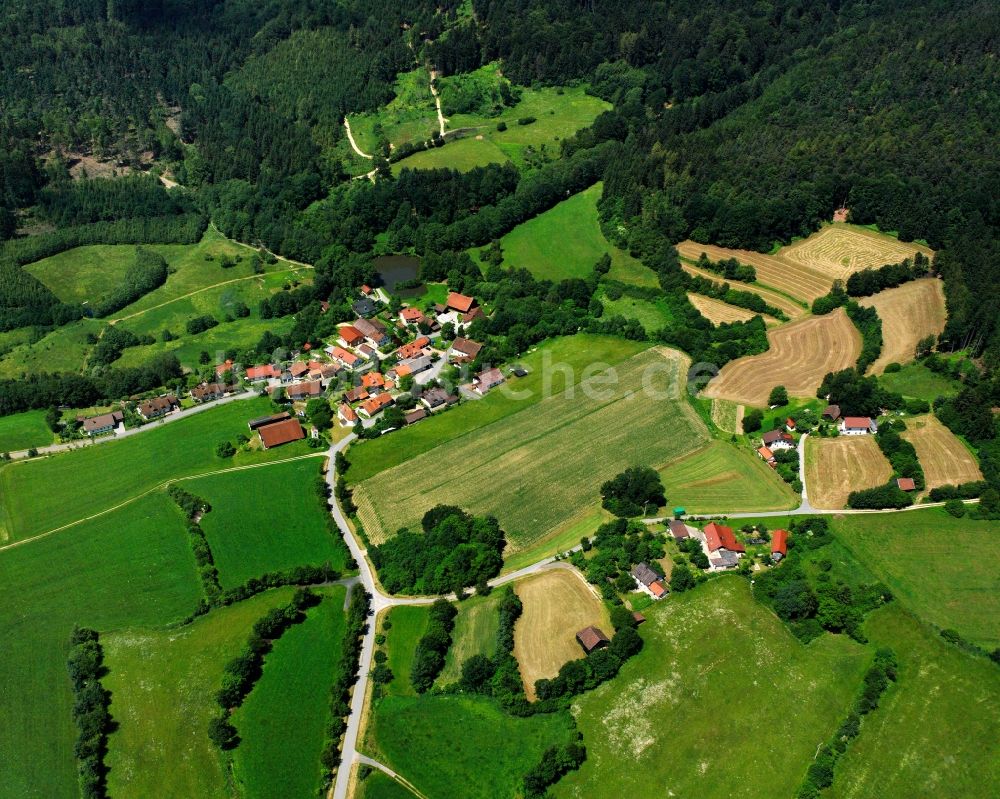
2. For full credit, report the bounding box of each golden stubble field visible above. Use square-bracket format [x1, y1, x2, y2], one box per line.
[702, 308, 860, 406]
[859, 278, 946, 374]
[353, 348, 708, 553]
[902, 414, 983, 491]
[686, 293, 775, 326]
[513, 567, 611, 700]
[805, 436, 893, 509]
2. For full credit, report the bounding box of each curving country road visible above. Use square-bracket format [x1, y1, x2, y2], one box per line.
[343, 118, 373, 159]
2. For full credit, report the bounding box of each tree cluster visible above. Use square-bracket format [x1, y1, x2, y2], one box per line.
[92, 248, 168, 318]
[600, 466, 665, 517]
[66, 627, 112, 799]
[411, 599, 458, 693]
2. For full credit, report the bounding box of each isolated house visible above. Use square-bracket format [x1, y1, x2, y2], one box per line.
[896, 477, 916, 491]
[257, 417, 305, 449]
[771, 529, 788, 562]
[839, 416, 877, 435]
[786, 418, 796, 432]
[472, 367, 505, 395]
[138, 395, 178, 421]
[82, 411, 123, 436]
[575, 626, 610, 654]
[757, 445, 777, 466]
[762, 430, 795, 450]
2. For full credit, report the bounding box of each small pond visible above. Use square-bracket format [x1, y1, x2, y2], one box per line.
[373, 254, 421, 294]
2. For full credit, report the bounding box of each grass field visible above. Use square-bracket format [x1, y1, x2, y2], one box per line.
[832, 509, 1000, 649]
[480, 183, 650, 283]
[677, 240, 833, 304]
[383, 605, 432, 698]
[0, 492, 200, 799]
[438, 593, 500, 686]
[680, 261, 807, 319]
[232, 588, 348, 799]
[710, 398, 743, 434]
[344, 335, 650, 483]
[354, 348, 708, 553]
[805, 436, 892, 509]
[687, 292, 772, 325]
[659, 439, 799, 513]
[703, 308, 861, 406]
[364, 694, 576, 799]
[859, 278, 946, 374]
[0, 410, 53, 452]
[878, 361, 961, 402]
[0, 397, 312, 543]
[828, 604, 1000, 799]
[392, 136, 509, 173]
[348, 68, 438, 155]
[513, 567, 610, 700]
[599, 290, 674, 332]
[780, 223, 933, 281]
[902, 414, 982, 491]
[0, 316, 104, 378]
[552, 578, 868, 799]
[191, 458, 348, 588]
[357, 771, 417, 799]
[104, 587, 297, 799]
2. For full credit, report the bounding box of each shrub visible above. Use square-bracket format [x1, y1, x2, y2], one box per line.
[944, 498, 967, 517]
[517, 116, 536, 125]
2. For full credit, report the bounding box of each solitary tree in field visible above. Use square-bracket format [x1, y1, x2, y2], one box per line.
[768, 385, 789, 407]
[743, 408, 764, 433]
[600, 466, 665, 517]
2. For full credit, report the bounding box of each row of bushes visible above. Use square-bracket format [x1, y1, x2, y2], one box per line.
[319, 587, 371, 780]
[454, 587, 525, 708]
[524, 738, 587, 798]
[875, 422, 925, 489]
[688, 272, 787, 319]
[796, 649, 898, 798]
[845, 302, 883, 374]
[845, 253, 931, 297]
[928, 481, 989, 501]
[167, 484, 224, 600]
[92, 248, 169, 318]
[208, 588, 321, 749]
[847, 481, 913, 509]
[167, 484, 212, 518]
[693, 251, 757, 283]
[66, 627, 112, 799]
[411, 598, 458, 693]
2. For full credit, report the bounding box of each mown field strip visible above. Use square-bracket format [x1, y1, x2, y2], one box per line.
[902, 414, 983, 491]
[679, 262, 806, 319]
[355, 349, 707, 551]
[677, 240, 832, 303]
[805, 436, 892, 509]
[687, 293, 774, 325]
[780, 223, 933, 280]
[859, 278, 946, 374]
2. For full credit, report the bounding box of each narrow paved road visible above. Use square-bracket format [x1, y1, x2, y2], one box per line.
[5, 391, 259, 460]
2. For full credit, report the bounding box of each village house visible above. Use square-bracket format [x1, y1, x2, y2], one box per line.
[361, 284, 373, 297]
[137, 395, 178, 421]
[214, 359, 234, 378]
[191, 382, 229, 403]
[397, 336, 431, 361]
[472, 367, 505, 396]
[699, 522, 745, 571]
[358, 392, 394, 419]
[82, 410, 124, 436]
[447, 291, 478, 314]
[576, 626, 610, 654]
[420, 387, 459, 411]
[354, 317, 389, 347]
[257, 417, 305, 449]
[288, 361, 310, 380]
[400, 354, 432, 376]
[461, 305, 485, 325]
[361, 372, 394, 394]
[353, 297, 379, 318]
[448, 336, 482, 362]
[757, 445, 777, 466]
[343, 386, 369, 404]
[326, 346, 359, 369]
[839, 416, 877, 435]
[771, 529, 788, 562]
[762, 430, 795, 450]
[786, 418, 796, 432]
[246, 364, 280, 382]
[631, 562, 667, 600]
[338, 403, 358, 426]
[248, 412, 290, 431]
[287, 381, 323, 401]
[668, 519, 699, 540]
[337, 325, 365, 348]
[404, 408, 428, 425]
[823, 404, 841, 421]
[357, 343, 379, 362]
[896, 477, 916, 491]
[399, 307, 426, 327]
[388, 363, 412, 381]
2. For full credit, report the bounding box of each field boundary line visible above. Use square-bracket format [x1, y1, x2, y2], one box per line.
[0, 452, 326, 554]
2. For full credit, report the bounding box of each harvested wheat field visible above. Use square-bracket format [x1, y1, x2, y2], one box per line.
[687, 293, 776, 326]
[902, 415, 983, 491]
[806, 436, 893, 510]
[678, 241, 832, 304]
[513, 567, 611, 700]
[779, 223, 933, 281]
[859, 278, 946, 374]
[353, 348, 708, 553]
[680, 262, 806, 319]
[702, 308, 861, 406]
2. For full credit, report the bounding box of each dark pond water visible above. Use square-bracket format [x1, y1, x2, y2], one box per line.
[373, 254, 420, 293]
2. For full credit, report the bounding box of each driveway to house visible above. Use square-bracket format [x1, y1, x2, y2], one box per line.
[5, 390, 259, 461]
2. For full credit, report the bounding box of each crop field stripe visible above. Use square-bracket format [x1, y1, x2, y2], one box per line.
[901, 414, 983, 491]
[0, 451, 325, 552]
[779, 223, 933, 280]
[687, 293, 770, 326]
[858, 278, 946, 374]
[679, 262, 806, 318]
[805, 436, 892, 510]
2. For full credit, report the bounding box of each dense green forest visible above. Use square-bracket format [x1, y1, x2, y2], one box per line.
[1, 0, 998, 414]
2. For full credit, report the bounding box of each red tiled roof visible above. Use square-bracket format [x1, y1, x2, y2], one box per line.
[704, 522, 744, 553]
[649, 581, 667, 598]
[447, 292, 476, 313]
[215, 359, 234, 376]
[758, 445, 775, 461]
[771, 529, 788, 557]
[397, 336, 430, 360]
[338, 325, 364, 345]
[339, 403, 357, 422]
[401, 307, 424, 322]
[327, 346, 359, 366]
[362, 372, 386, 388]
[289, 361, 309, 377]
[360, 392, 394, 416]
[842, 416, 873, 429]
[258, 418, 305, 449]
[288, 380, 322, 398]
[393, 363, 413, 378]
[896, 477, 916, 491]
[246, 364, 279, 381]
[450, 337, 482, 358]
[361, 284, 372, 294]
[786, 418, 796, 429]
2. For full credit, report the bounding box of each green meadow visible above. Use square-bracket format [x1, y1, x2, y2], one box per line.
[437, 593, 500, 685]
[658, 439, 799, 513]
[193, 458, 349, 588]
[382, 605, 431, 698]
[475, 183, 650, 284]
[104, 587, 298, 799]
[393, 136, 509, 173]
[349, 68, 439, 155]
[828, 605, 1000, 799]
[553, 578, 869, 799]
[0, 316, 104, 378]
[832, 509, 1000, 649]
[598, 290, 674, 332]
[0, 492, 201, 798]
[365, 694, 576, 799]
[878, 361, 962, 403]
[345, 334, 649, 483]
[232, 588, 348, 799]
[0, 397, 313, 543]
[0, 410, 53, 452]
[357, 771, 416, 799]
